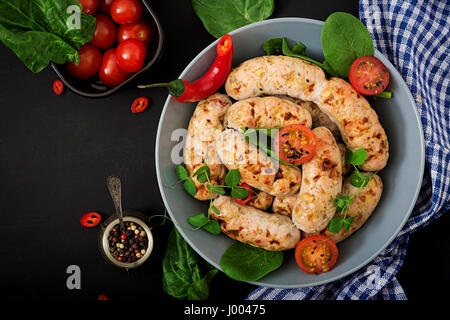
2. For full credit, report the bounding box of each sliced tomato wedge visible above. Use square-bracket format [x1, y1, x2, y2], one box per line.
[295, 235, 338, 274]
[349, 56, 390, 95]
[274, 124, 317, 165]
[234, 182, 253, 205]
[131, 97, 149, 113]
[80, 212, 102, 228]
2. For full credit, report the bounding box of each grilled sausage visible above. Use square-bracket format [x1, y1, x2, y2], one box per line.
[272, 193, 297, 216]
[225, 56, 389, 171]
[225, 96, 312, 130]
[215, 129, 302, 197]
[337, 142, 352, 176]
[323, 174, 383, 243]
[248, 190, 274, 211]
[211, 195, 301, 251]
[184, 93, 232, 200]
[292, 127, 342, 233]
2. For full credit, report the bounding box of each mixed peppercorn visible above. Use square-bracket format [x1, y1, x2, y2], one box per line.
[108, 221, 148, 263]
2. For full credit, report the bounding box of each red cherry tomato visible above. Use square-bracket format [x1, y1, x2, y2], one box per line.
[80, 212, 102, 228]
[97, 294, 109, 300]
[349, 56, 390, 95]
[91, 14, 117, 50]
[117, 20, 153, 46]
[110, 0, 143, 24]
[98, 0, 114, 14]
[115, 39, 147, 73]
[99, 48, 129, 87]
[234, 182, 253, 205]
[131, 97, 149, 113]
[78, 0, 99, 15]
[52, 80, 64, 95]
[295, 235, 338, 274]
[274, 124, 317, 165]
[66, 44, 102, 80]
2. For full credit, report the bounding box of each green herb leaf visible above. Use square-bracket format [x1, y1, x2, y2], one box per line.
[321, 12, 374, 78]
[183, 179, 197, 196]
[225, 169, 241, 188]
[0, 0, 96, 73]
[333, 196, 351, 213]
[187, 214, 209, 228]
[345, 148, 367, 165]
[194, 165, 210, 183]
[192, 0, 275, 38]
[203, 220, 222, 235]
[350, 171, 371, 188]
[220, 242, 283, 282]
[328, 216, 344, 233]
[176, 165, 188, 181]
[210, 205, 220, 215]
[187, 269, 218, 300]
[207, 185, 226, 195]
[231, 187, 250, 199]
[343, 217, 355, 232]
[291, 41, 307, 55]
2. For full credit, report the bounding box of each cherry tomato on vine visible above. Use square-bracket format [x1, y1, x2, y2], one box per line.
[98, 0, 114, 14]
[131, 97, 149, 113]
[91, 14, 117, 50]
[52, 80, 64, 95]
[117, 20, 153, 46]
[99, 48, 129, 87]
[274, 124, 317, 165]
[110, 0, 143, 24]
[115, 39, 147, 73]
[295, 235, 338, 274]
[80, 212, 102, 228]
[234, 182, 253, 205]
[78, 0, 99, 15]
[349, 56, 390, 95]
[66, 44, 102, 80]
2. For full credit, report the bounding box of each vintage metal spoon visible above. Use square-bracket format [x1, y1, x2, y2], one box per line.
[107, 175, 125, 233]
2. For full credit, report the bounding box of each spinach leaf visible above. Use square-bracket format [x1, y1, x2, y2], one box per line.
[192, 0, 274, 38]
[321, 12, 374, 78]
[162, 227, 218, 300]
[220, 242, 283, 282]
[0, 0, 95, 73]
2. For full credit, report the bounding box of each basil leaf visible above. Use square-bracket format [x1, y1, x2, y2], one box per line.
[321, 12, 374, 79]
[176, 165, 188, 181]
[203, 220, 222, 235]
[162, 228, 217, 300]
[207, 185, 226, 195]
[183, 179, 197, 196]
[225, 169, 241, 188]
[345, 148, 367, 165]
[187, 214, 209, 228]
[343, 217, 355, 232]
[192, 0, 275, 38]
[328, 216, 344, 233]
[231, 187, 250, 199]
[0, 0, 96, 73]
[220, 242, 283, 282]
[194, 165, 210, 183]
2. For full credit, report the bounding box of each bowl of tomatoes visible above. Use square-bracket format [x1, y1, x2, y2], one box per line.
[51, 0, 163, 98]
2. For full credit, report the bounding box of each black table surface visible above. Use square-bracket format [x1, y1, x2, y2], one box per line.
[0, 0, 448, 301]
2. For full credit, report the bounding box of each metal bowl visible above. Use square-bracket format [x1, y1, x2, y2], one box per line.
[99, 210, 154, 269]
[51, 0, 164, 98]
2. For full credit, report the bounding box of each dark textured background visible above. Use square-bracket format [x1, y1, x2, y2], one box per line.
[0, 0, 447, 301]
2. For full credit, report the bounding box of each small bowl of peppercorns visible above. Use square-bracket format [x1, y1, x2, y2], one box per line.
[99, 210, 153, 269]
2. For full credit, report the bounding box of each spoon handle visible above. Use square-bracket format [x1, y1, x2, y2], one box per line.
[107, 175, 125, 232]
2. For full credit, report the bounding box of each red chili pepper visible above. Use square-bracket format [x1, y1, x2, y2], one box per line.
[234, 182, 253, 205]
[53, 79, 64, 95]
[80, 212, 102, 228]
[131, 96, 149, 113]
[138, 34, 233, 103]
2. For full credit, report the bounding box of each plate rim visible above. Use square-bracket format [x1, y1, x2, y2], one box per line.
[155, 17, 425, 288]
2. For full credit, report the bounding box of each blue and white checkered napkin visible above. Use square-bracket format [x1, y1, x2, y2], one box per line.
[247, 0, 450, 300]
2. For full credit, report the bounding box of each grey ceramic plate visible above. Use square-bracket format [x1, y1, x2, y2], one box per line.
[155, 18, 424, 288]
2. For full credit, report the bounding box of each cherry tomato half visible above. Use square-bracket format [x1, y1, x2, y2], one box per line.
[99, 48, 129, 87]
[234, 182, 253, 205]
[91, 14, 117, 50]
[274, 124, 317, 165]
[80, 212, 102, 228]
[131, 96, 149, 113]
[110, 0, 143, 24]
[115, 39, 147, 73]
[98, 0, 114, 15]
[66, 44, 102, 80]
[349, 56, 390, 95]
[117, 20, 153, 46]
[52, 80, 64, 95]
[78, 0, 99, 15]
[295, 235, 338, 274]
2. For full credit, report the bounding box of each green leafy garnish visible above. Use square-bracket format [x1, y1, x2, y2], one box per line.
[193, 165, 210, 183]
[224, 169, 240, 188]
[176, 165, 189, 180]
[231, 187, 250, 199]
[374, 91, 392, 99]
[183, 179, 197, 196]
[187, 213, 221, 235]
[345, 148, 368, 165]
